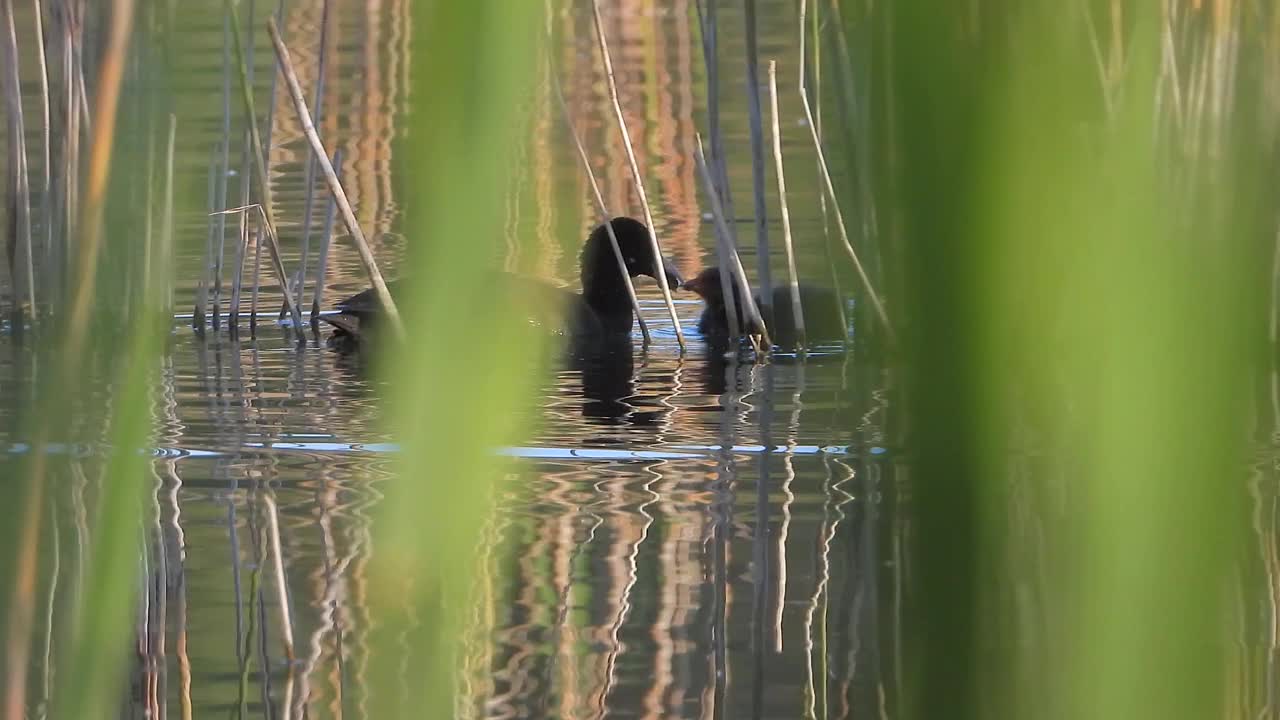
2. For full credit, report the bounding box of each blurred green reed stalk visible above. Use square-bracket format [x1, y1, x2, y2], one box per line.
[368, 2, 546, 716]
[875, 1, 1271, 718]
[0, 0, 181, 717]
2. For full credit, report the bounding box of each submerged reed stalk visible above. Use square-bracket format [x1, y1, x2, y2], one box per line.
[695, 134, 770, 347]
[768, 61, 805, 349]
[266, 17, 404, 339]
[590, 0, 685, 349]
[797, 0, 894, 344]
[224, 0, 305, 331]
[550, 67, 651, 345]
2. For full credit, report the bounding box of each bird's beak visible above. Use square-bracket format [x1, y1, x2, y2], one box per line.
[662, 258, 683, 292]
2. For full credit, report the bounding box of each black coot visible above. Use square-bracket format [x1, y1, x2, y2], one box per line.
[682, 266, 846, 348]
[320, 217, 682, 350]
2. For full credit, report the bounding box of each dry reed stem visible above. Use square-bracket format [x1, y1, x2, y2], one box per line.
[768, 61, 806, 349]
[549, 65, 651, 345]
[590, 0, 685, 349]
[266, 16, 403, 339]
[695, 134, 771, 347]
[224, 0, 305, 331]
[798, 0, 895, 345]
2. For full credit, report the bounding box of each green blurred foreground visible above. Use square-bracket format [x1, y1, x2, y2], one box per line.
[0, 0, 1277, 718]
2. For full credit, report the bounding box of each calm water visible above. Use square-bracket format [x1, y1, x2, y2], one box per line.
[2, 1, 901, 717]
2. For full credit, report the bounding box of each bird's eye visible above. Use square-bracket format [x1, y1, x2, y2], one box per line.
[626, 256, 637, 264]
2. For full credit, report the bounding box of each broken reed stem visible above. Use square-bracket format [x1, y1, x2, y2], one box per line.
[266, 16, 403, 339]
[797, 0, 894, 345]
[224, 0, 305, 331]
[263, 495, 296, 661]
[309, 148, 341, 332]
[742, 0, 771, 306]
[768, 61, 805, 350]
[589, 0, 685, 349]
[549, 64, 651, 345]
[3, 0, 36, 319]
[288, 0, 331, 322]
[695, 134, 770, 347]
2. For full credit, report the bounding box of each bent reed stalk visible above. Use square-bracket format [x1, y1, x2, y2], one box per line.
[549, 66, 651, 345]
[267, 16, 403, 340]
[695, 134, 771, 348]
[590, 0, 685, 349]
[797, 0, 894, 345]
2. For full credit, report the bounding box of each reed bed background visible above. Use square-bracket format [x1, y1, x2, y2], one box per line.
[0, 0, 1277, 718]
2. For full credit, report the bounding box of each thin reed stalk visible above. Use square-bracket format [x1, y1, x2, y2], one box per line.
[160, 113, 176, 315]
[3, 0, 36, 321]
[808, 0, 849, 341]
[550, 66, 650, 345]
[288, 0, 331, 322]
[695, 134, 770, 347]
[589, 0, 685, 349]
[309, 148, 341, 332]
[224, 0, 305, 330]
[213, 15, 232, 331]
[249, 225, 261, 336]
[228, 129, 250, 331]
[798, 0, 894, 344]
[267, 17, 402, 338]
[743, 0, 771, 304]
[696, 0, 737, 242]
[195, 143, 217, 333]
[254, 0, 287, 336]
[31, 0, 51, 289]
[768, 61, 805, 349]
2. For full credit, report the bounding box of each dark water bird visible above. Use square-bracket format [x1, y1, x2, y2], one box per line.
[682, 266, 847, 349]
[319, 217, 682, 351]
